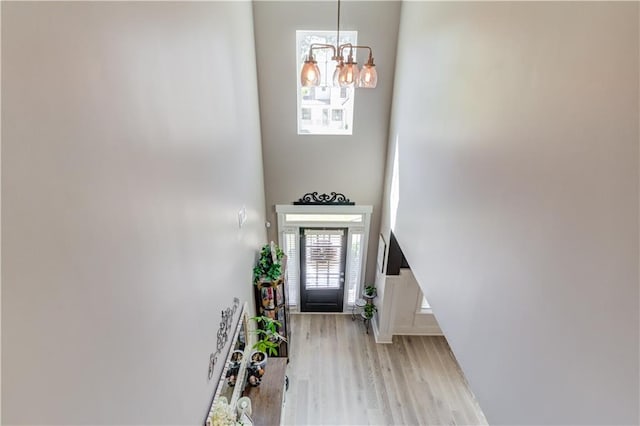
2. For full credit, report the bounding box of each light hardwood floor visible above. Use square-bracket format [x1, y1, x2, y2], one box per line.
[282, 314, 487, 426]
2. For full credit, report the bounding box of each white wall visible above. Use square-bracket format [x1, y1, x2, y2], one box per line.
[391, 270, 442, 335]
[2, 2, 266, 424]
[252, 1, 401, 286]
[374, 268, 442, 342]
[388, 2, 639, 425]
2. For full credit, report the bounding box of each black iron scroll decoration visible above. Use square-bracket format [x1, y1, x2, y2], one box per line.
[208, 297, 240, 380]
[293, 192, 355, 205]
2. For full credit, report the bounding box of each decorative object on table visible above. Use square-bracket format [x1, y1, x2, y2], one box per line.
[208, 396, 237, 426]
[225, 366, 239, 387]
[225, 350, 244, 387]
[236, 397, 254, 426]
[253, 242, 284, 283]
[208, 297, 240, 380]
[293, 191, 355, 205]
[230, 349, 243, 363]
[246, 367, 263, 387]
[236, 396, 252, 415]
[246, 353, 266, 387]
[249, 350, 268, 369]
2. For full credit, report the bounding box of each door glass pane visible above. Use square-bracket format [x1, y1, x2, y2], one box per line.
[303, 229, 344, 289]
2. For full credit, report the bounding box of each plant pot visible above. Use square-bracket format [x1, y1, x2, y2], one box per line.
[361, 311, 374, 321]
[249, 350, 268, 369]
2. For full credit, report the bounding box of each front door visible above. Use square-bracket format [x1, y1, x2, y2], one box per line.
[299, 228, 347, 312]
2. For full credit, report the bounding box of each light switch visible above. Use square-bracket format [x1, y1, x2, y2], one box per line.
[238, 206, 247, 228]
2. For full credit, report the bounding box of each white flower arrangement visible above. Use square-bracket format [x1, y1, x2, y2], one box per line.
[209, 397, 238, 426]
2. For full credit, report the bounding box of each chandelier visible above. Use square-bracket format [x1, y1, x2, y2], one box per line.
[299, 0, 377, 89]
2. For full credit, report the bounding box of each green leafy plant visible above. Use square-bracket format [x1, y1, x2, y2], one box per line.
[253, 243, 285, 283]
[363, 303, 378, 319]
[364, 285, 377, 297]
[251, 316, 287, 357]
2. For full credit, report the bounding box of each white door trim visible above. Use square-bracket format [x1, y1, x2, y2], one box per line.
[275, 204, 373, 312]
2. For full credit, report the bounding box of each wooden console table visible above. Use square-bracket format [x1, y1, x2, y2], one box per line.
[242, 358, 287, 426]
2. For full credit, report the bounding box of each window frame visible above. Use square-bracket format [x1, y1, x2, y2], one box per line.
[296, 30, 358, 136]
[416, 292, 432, 314]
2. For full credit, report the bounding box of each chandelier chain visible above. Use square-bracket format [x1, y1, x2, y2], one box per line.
[337, 0, 340, 52]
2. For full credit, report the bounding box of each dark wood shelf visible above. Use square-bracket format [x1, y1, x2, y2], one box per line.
[254, 263, 290, 359]
[242, 358, 287, 426]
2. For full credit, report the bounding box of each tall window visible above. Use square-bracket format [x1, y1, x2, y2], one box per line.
[282, 230, 299, 307]
[296, 30, 358, 135]
[347, 232, 363, 305]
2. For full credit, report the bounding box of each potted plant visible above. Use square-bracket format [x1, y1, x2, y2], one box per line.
[253, 242, 284, 284]
[251, 315, 286, 359]
[362, 303, 378, 320]
[247, 315, 287, 387]
[363, 285, 377, 299]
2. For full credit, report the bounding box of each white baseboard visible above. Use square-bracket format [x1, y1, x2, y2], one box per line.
[392, 327, 443, 336]
[394, 331, 444, 336]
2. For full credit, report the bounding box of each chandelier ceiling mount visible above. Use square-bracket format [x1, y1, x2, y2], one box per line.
[300, 0, 378, 89]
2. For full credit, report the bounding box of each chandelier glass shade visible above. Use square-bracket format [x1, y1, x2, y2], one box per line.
[358, 60, 377, 88]
[299, 0, 377, 89]
[300, 58, 321, 87]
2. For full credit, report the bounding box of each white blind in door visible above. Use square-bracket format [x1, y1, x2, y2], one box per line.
[303, 229, 344, 289]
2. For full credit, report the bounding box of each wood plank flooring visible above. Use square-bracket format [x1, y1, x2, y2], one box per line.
[282, 314, 487, 426]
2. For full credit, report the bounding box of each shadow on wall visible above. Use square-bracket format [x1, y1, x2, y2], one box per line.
[386, 231, 410, 275]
